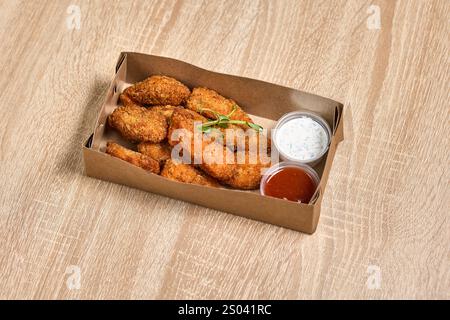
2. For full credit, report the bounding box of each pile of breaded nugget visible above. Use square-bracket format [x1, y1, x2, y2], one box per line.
[106, 75, 270, 190]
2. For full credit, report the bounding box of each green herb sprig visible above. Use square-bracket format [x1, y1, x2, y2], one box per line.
[198, 105, 263, 132]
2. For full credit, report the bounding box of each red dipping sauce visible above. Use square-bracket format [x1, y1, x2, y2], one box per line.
[261, 163, 319, 203]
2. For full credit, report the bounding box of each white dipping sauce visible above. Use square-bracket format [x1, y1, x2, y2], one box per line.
[276, 116, 329, 161]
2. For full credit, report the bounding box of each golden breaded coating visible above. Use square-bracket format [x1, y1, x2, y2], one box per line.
[120, 93, 141, 108]
[167, 108, 207, 147]
[221, 125, 271, 152]
[121, 92, 182, 121]
[200, 143, 236, 182]
[223, 152, 270, 190]
[168, 107, 270, 155]
[199, 144, 270, 189]
[108, 94, 167, 143]
[124, 75, 190, 106]
[151, 105, 183, 121]
[186, 87, 253, 124]
[168, 108, 270, 189]
[105, 142, 160, 174]
[185, 88, 270, 151]
[161, 159, 220, 187]
[137, 142, 171, 165]
[167, 108, 227, 162]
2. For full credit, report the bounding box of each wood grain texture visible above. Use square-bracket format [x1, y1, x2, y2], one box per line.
[0, 0, 448, 299]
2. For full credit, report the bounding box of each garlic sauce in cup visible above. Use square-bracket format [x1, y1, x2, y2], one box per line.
[272, 111, 331, 166]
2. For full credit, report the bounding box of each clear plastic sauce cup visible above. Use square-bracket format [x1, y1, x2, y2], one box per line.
[272, 111, 331, 166]
[260, 162, 320, 204]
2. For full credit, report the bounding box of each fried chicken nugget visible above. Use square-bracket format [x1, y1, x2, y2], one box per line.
[105, 142, 160, 174]
[137, 142, 171, 165]
[166, 108, 228, 158]
[200, 143, 236, 182]
[119, 93, 140, 108]
[161, 159, 220, 187]
[167, 108, 234, 180]
[200, 143, 270, 189]
[168, 106, 270, 157]
[108, 94, 167, 143]
[120, 94, 180, 130]
[223, 152, 270, 190]
[186, 88, 271, 151]
[151, 105, 183, 121]
[124, 75, 190, 106]
[167, 108, 207, 146]
[168, 108, 269, 189]
[222, 125, 272, 153]
[186, 87, 253, 124]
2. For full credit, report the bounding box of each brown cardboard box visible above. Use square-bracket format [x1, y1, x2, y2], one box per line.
[83, 52, 344, 234]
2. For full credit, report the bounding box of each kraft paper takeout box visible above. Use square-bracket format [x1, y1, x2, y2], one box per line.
[83, 52, 344, 234]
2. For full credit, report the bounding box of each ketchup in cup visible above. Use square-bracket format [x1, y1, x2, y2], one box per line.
[260, 162, 320, 203]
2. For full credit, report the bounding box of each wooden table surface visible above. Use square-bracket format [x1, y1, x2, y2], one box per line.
[0, 0, 448, 300]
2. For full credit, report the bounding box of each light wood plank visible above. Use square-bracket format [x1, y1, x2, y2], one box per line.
[0, 0, 448, 299]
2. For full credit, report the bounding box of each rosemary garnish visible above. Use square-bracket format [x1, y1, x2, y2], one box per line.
[198, 105, 263, 132]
